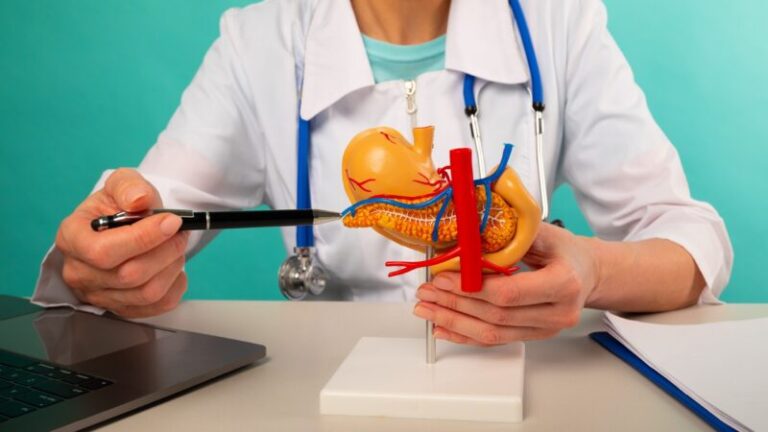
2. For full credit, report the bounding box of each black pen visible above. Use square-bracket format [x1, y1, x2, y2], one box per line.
[91, 209, 341, 232]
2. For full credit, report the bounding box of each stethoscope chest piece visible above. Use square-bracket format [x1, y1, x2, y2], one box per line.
[278, 247, 328, 300]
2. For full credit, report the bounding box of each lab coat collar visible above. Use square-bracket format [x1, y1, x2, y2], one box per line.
[300, 0, 374, 120]
[300, 0, 529, 120]
[445, 0, 529, 86]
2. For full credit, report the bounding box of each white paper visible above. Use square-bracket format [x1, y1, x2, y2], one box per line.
[604, 312, 768, 432]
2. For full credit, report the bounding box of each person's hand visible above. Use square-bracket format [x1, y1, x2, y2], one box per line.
[413, 223, 600, 345]
[56, 169, 189, 317]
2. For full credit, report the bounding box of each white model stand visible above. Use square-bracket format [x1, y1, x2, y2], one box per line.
[320, 337, 524, 422]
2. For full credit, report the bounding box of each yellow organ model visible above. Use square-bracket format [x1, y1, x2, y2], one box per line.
[341, 126, 541, 282]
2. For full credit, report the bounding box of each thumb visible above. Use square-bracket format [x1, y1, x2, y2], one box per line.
[521, 222, 566, 267]
[104, 168, 162, 212]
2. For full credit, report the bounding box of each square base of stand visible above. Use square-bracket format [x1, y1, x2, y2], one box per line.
[320, 337, 524, 423]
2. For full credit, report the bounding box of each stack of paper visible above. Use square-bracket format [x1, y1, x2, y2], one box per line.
[604, 312, 768, 431]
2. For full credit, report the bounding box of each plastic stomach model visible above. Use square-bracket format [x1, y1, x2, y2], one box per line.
[341, 126, 540, 288]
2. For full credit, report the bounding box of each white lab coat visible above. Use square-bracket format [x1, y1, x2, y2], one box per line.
[33, 0, 733, 312]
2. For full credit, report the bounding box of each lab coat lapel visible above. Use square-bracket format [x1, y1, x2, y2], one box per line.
[300, 0, 374, 120]
[445, 0, 529, 85]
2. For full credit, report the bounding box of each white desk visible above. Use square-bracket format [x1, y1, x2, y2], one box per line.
[100, 302, 767, 431]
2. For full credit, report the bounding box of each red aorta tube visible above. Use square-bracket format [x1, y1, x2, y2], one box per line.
[449, 148, 482, 293]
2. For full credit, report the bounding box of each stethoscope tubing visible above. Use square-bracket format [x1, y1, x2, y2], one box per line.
[507, 0, 544, 109]
[296, 117, 313, 248]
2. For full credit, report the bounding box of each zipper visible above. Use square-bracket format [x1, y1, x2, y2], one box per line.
[404, 79, 418, 130]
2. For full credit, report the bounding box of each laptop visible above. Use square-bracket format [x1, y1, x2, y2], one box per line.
[0, 295, 266, 431]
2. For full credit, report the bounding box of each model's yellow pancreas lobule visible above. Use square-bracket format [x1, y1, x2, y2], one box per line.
[343, 187, 518, 253]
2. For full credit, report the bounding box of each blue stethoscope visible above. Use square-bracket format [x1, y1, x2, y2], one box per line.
[278, 0, 547, 300]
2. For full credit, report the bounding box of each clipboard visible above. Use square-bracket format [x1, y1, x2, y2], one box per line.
[589, 332, 736, 432]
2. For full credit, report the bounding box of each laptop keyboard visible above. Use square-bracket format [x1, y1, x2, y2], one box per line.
[0, 349, 113, 422]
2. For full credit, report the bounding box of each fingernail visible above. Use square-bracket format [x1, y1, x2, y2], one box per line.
[416, 286, 436, 302]
[124, 187, 147, 205]
[432, 275, 452, 291]
[433, 328, 448, 340]
[413, 304, 434, 320]
[160, 215, 182, 236]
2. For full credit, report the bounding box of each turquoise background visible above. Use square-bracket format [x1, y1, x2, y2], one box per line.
[1, 1, 766, 302]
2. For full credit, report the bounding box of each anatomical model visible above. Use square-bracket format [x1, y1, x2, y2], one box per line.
[341, 126, 540, 291]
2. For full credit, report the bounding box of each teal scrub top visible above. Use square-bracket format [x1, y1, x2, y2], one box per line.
[361, 34, 446, 83]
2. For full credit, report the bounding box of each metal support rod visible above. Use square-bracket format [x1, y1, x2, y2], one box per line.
[425, 246, 436, 364]
[534, 110, 549, 221]
[468, 113, 487, 178]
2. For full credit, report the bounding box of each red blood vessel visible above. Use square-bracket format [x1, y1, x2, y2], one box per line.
[449, 148, 483, 293]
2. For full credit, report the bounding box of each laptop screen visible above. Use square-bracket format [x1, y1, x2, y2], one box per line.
[0, 309, 173, 365]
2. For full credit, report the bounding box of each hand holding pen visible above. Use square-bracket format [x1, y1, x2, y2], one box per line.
[56, 169, 341, 318]
[55, 169, 192, 318]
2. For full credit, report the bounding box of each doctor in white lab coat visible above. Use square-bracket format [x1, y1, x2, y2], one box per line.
[35, 0, 732, 346]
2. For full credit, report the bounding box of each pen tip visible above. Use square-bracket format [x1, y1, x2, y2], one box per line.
[313, 210, 341, 225]
[91, 219, 100, 232]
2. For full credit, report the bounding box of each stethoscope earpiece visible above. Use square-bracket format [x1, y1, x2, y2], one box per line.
[278, 247, 328, 301]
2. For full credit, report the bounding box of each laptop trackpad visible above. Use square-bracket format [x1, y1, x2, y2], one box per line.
[0, 309, 173, 366]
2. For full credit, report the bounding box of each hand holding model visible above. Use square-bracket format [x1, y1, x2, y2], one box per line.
[413, 222, 597, 345]
[55, 169, 188, 317]
[341, 125, 575, 345]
